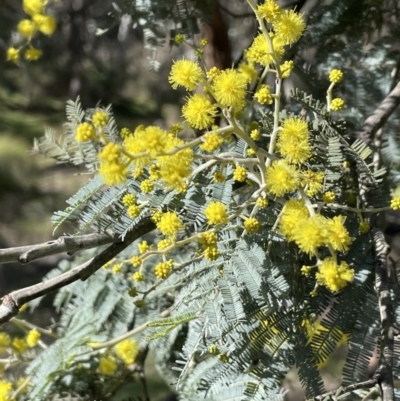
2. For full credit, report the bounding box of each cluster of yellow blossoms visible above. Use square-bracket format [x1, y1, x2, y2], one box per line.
[7, 0, 57, 63]
[97, 338, 139, 376]
[69, 0, 398, 300]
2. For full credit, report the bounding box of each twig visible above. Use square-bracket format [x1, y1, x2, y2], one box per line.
[0, 232, 116, 265]
[305, 378, 379, 401]
[0, 217, 155, 326]
[373, 229, 395, 401]
[355, 81, 400, 145]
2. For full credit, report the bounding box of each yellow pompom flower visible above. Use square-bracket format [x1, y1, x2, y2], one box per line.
[24, 47, 42, 61]
[76, 122, 96, 142]
[280, 60, 294, 78]
[327, 216, 353, 252]
[154, 260, 174, 279]
[322, 191, 335, 204]
[198, 231, 218, 248]
[122, 193, 136, 207]
[127, 205, 140, 218]
[168, 59, 204, 90]
[213, 171, 226, 183]
[33, 14, 57, 36]
[26, 329, 41, 347]
[131, 255, 142, 268]
[279, 199, 309, 241]
[233, 166, 247, 182]
[120, 127, 131, 138]
[6, 47, 20, 63]
[204, 246, 220, 261]
[138, 241, 152, 254]
[250, 129, 260, 141]
[301, 170, 324, 196]
[254, 85, 273, 105]
[99, 143, 128, 186]
[265, 160, 300, 196]
[98, 356, 117, 376]
[17, 19, 36, 38]
[244, 217, 260, 233]
[329, 69, 343, 83]
[359, 221, 370, 233]
[276, 117, 311, 164]
[212, 69, 247, 110]
[331, 98, 345, 111]
[140, 179, 154, 193]
[205, 201, 228, 225]
[246, 33, 285, 66]
[157, 212, 184, 239]
[238, 62, 257, 83]
[99, 162, 128, 186]
[182, 94, 217, 129]
[291, 216, 328, 255]
[174, 33, 184, 44]
[157, 238, 172, 251]
[112, 264, 122, 274]
[207, 66, 220, 81]
[256, 197, 268, 208]
[273, 9, 306, 45]
[316, 258, 354, 293]
[391, 197, 400, 210]
[12, 337, 27, 353]
[157, 134, 193, 191]
[115, 338, 139, 365]
[0, 332, 11, 353]
[0, 381, 12, 401]
[23, 0, 45, 16]
[257, 0, 281, 21]
[200, 132, 224, 152]
[132, 272, 144, 282]
[92, 111, 109, 127]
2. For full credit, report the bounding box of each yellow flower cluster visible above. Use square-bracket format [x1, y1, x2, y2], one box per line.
[98, 356, 117, 376]
[156, 212, 184, 239]
[121, 127, 193, 192]
[115, 338, 139, 365]
[233, 166, 247, 182]
[198, 231, 220, 261]
[131, 255, 142, 268]
[154, 260, 174, 279]
[254, 85, 273, 105]
[391, 197, 400, 210]
[331, 98, 345, 111]
[7, 0, 56, 63]
[329, 69, 344, 83]
[99, 143, 128, 186]
[75, 122, 96, 142]
[138, 241, 152, 254]
[244, 217, 260, 233]
[92, 111, 109, 128]
[0, 381, 12, 401]
[205, 202, 229, 225]
[316, 258, 354, 292]
[182, 94, 217, 129]
[266, 160, 300, 196]
[280, 203, 352, 256]
[201, 132, 224, 153]
[276, 117, 311, 164]
[26, 329, 40, 348]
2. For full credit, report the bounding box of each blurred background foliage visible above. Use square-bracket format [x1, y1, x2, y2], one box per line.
[1, 0, 400, 399]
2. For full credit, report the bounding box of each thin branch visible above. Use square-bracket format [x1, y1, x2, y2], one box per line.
[0, 232, 117, 265]
[373, 229, 395, 401]
[305, 378, 379, 401]
[0, 217, 155, 326]
[355, 81, 400, 145]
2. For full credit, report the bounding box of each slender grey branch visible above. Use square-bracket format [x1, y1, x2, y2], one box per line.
[356, 80, 400, 145]
[305, 378, 379, 401]
[0, 232, 117, 265]
[0, 217, 155, 326]
[373, 229, 395, 401]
